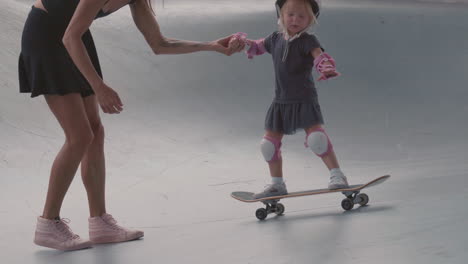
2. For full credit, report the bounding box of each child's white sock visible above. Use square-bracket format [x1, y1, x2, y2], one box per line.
[330, 168, 344, 177]
[272, 177, 284, 184]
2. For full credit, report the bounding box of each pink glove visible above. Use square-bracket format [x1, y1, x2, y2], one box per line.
[246, 38, 266, 59]
[313, 52, 340, 81]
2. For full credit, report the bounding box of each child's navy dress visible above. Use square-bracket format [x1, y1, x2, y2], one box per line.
[263, 31, 324, 135]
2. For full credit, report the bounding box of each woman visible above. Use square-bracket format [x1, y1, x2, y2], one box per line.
[19, 0, 245, 251]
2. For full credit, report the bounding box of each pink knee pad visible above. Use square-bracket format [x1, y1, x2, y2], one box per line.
[305, 128, 333, 157]
[260, 136, 282, 162]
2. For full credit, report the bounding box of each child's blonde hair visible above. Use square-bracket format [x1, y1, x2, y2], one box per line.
[277, 0, 319, 36]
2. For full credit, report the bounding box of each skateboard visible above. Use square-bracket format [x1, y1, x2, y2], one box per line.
[231, 175, 390, 220]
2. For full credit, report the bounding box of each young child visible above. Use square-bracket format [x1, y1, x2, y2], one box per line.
[242, 0, 349, 199]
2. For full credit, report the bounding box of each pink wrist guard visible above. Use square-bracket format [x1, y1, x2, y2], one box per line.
[313, 52, 340, 81]
[246, 38, 266, 59]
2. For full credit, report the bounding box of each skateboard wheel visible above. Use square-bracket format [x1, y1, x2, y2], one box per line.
[357, 193, 369, 206]
[341, 198, 354, 211]
[275, 203, 285, 215]
[256, 208, 268, 220]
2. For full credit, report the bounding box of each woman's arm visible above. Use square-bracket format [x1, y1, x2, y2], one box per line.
[63, 0, 123, 114]
[130, 0, 241, 55]
[63, 0, 107, 90]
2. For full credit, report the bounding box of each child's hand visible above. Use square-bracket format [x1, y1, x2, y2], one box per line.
[314, 52, 341, 81]
[318, 61, 340, 81]
[245, 38, 266, 59]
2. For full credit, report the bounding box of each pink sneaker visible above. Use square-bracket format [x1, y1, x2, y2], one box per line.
[89, 213, 144, 244]
[34, 217, 92, 251]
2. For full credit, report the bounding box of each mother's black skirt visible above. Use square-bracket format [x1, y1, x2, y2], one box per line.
[18, 6, 102, 98]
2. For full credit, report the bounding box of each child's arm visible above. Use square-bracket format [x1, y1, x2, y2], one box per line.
[245, 38, 267, 59]
[312, 48, 340, 81]
[131, 4, 244, 56]
[229, 32, 269, 59]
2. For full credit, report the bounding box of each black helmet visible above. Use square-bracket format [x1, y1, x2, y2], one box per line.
[275, 0, 320, 18]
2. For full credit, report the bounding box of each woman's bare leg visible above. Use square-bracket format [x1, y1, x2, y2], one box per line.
[42, 94, 94, 219]
[81, 95, 106, 217]
[80, 96, 144, 243]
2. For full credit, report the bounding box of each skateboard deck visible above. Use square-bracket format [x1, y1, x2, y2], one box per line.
[231, 175, 390, 220]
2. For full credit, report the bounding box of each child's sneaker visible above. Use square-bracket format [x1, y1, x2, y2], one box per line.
[89, 213, 144, 244]
[253, 182, 288, 199]
[328, 169, 349, 189]
[34, 216, 92, 251]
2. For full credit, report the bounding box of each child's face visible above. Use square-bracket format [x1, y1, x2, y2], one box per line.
[282, 0, 312, 35]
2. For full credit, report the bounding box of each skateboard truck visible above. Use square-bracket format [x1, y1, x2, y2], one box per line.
[341, 190, 369, 211]
[255, 200, 285, 220]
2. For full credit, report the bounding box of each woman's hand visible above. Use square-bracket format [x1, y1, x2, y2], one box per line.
[93, 82, 124, 114]
[211, 34, 246, 56]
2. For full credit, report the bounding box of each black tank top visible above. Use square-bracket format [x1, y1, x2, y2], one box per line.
[41, 0, 136, 21]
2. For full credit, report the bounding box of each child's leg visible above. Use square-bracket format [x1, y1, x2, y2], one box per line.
[253, 130, 287, 199]
[305, 125, 340, 169]
[305, 125, 340, 166]
[261, 130, 284, 179]
[305, 125, 349, 189]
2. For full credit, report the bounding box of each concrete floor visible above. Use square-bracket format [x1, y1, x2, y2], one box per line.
[1, 0, 468, 263]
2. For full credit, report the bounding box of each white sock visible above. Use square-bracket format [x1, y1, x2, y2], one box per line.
[330, 168, 344, 177]
[272, 177, 284, 184]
